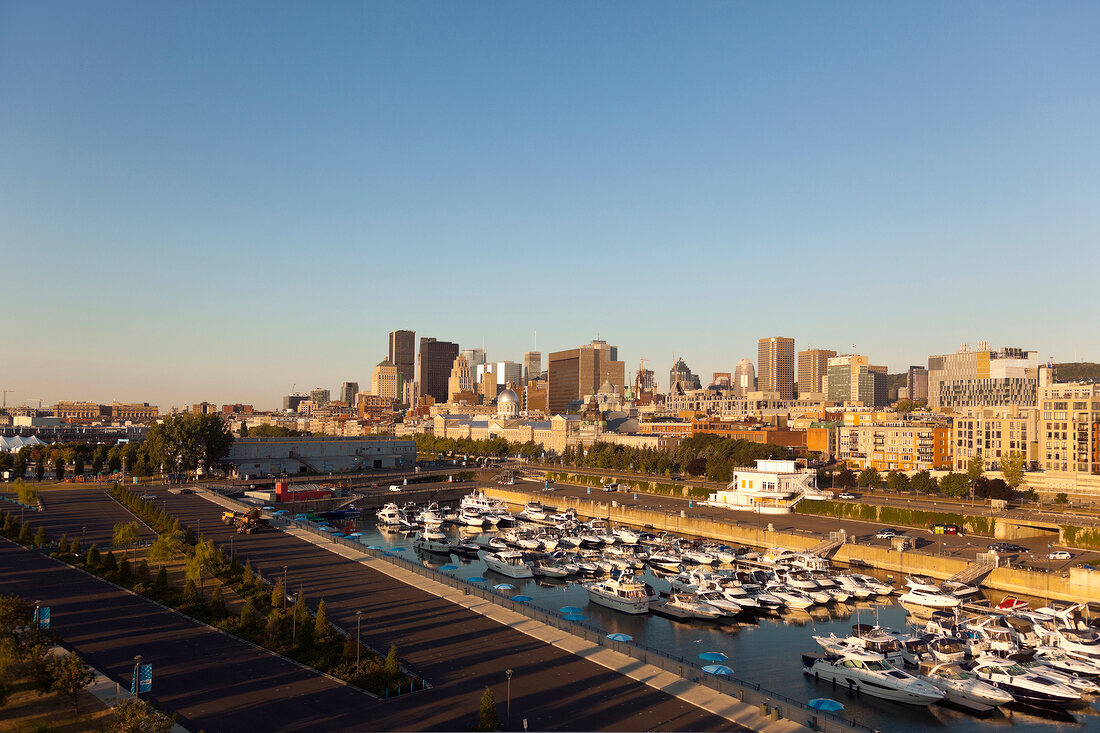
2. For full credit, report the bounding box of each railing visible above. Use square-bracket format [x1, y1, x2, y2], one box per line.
[261, 510, 876, 733]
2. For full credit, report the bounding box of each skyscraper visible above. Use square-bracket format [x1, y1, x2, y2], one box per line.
[733, 358, 756, 395]
[798, 348, 836, 397]
[758, 337, 795, 400]
[309, 387, 330, 406]
[447, 354, 473, 401]
[462, 348, 487, 372]
[826, 354, 888, 407]
[547, 339, 626, 414]
[523, 351, 542, 382]
[906, 366, 929, 403]
[371, 360, 401, 403]
[388, 330, 416, 383]
[340, 382, 358, 405]
[416, 337, 459, 404]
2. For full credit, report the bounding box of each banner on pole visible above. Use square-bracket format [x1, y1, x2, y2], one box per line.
[138, 664, 152, 693]
[38, 607, 50, 629]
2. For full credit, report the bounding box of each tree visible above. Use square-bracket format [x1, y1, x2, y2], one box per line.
[12, 453, 27, 480]
[33, 527, 47, 548]
[86, 545, 101, 567]
[102, 551, 118, 573]
[113, 522, 140, 561]
[148, 530, 184, 562]
[242, 560, 255, 588]
[314, 600, 331, 641]
[182, 578, 201, 606]
[271, 576, 286, 610]
[939, 473, 970, 498]
[154, 566, 169, 593]
[57, 534, 70, 554]
[857, 468, 882, 489]
[987, 478, 1011, 500]
[971, 475, 990, 498]
[106, 697, 176, 733]
[885, 471, 910, 493]
[1021, 488, 1039, 503]
[73, 456, 85, 478]
[342, 633, 358, 661]
[53, 456, 65, 480]
[239, 598, 258, 630]
[209, 586, 226, 616]
[48, 653, 96, 712]
[478, 686, 499, 731]
[143, 413, 234, 476]
[118, 557, 133, 584]
[186, 538, 219, 593]
[91, 455, 104, 476]
[137, 559, 151, 584]
[910, 470, 937, 494]
[894, 399, 919, 413]
[35, 459, 45, 482]
[15, 480, 40, 506]
[1055, 492, 1069, 504]
[1001, 451, 1025, 489]
[834, 467, 856, 488]
[18, 522, 32, 544]
[384, 644, 399, 677]
[967, 451, 984, 484]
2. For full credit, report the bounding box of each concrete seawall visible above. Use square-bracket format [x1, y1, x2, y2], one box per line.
[487, 486, 1099, 604]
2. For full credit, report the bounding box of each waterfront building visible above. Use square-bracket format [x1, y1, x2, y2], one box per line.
[1038, 381, 1100, 474]
[798, 348, 836, 397]
[951, 407, 1037, 471]
[371, 360, 402, 404]
[224, 436, 415, 475]
[826, 354, 888, 407]
[927, 342, 1039, 409]
[416, 337, 460, 404]
[733, 358, 756, 396]
[707, 459, 821, 513]
[547, 339, 626, 414]
[758, 337, 795, 400]
[388, 330, 416, 383]
[837, 421, 951, 472]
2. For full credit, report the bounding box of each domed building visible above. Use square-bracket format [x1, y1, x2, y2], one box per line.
[496, 387, 520, 419]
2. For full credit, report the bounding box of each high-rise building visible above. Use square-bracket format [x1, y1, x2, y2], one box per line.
[927, 343, 1039, 409]
[906, 366, 929, 403]
[371, 360, 401, 403]
[798, 348, 836, 397]
[758, 337, 795, 400]
[282, 393, 308, 412]
[340, 382, 358, 405]
[416, 337, 460, 404]
[826, 354, 888, 407]
[733, 359, 756, 395]
[669, 359, 701, 392]
[309, 387, 330, 406]
[462, 348, 487, 372]
[524, 351, 542, 382]
[447, 354, 474, 401]
[547, 339, 626, 414]
[388, 330, 416, 383]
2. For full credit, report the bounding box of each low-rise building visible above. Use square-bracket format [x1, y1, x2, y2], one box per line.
[691, 418, 808, 451]
[55, 401, 109, 421]
[224, 436, 415, 476]
[707, 459, 821, 513]
[112, 402, 159, 421]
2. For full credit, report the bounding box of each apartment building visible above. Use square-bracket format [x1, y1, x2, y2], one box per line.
[837, 421, 951, 471]
[1038, 382, 1100, 474]
[950, 407, 1036, 471]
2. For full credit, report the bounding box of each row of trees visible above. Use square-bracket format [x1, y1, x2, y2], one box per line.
[414, 434, 544, 460]
[825, 449, 1030, 501]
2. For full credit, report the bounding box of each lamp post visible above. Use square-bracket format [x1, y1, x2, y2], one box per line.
[133, 654, 143, 696]
[505, 668, 513, 725]
[82, 526, 86, 546]
[34, 600, 40, 627]
[356, 610, 362, 669]
[282, 566, 288, 609]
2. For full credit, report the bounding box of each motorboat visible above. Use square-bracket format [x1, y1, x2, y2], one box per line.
[648, 551, 683, 573]
[452, 541, 482, 558]
[460, 507, 488, 527]
[1034, 646, 1100, 677]
[918, 661, 1015, 712]
[654, 593, 725, 621]
[612, 527, 639, 545]
[483, 551, 533, 579]
[899, 587, 962, 609]
[996, 596, 1030, 613]
[834, 574, 875, 599]
[376, 502, 403, 526]
[584, 574, 650, 614]
[1005, 652, 1100, 694]
[693, 589, 744, 618]
[802, 650, 945, 705]
[928, 636, 969, 664]
[412, 530, 451, 555]
[417, 503, 444, 529]
[967, 655, 1084, 708]
[959, 617, 1018, 656]
[765, 584, 816, 609]
[531, 561, 570, 579]
[848, 573, 894, 596]
[519, 501, 548, 521]
[1042, 627, 1100, 663]
[681, 548, 719, 565]
[941, 580, 982, 599]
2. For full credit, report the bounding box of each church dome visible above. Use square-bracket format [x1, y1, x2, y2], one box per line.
[498, 388, 519, 404]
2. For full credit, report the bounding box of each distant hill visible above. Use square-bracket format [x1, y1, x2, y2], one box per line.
[1053, 362, 1100, 383]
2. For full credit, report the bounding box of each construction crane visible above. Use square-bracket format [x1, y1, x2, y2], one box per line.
[0, 390, 11, 409]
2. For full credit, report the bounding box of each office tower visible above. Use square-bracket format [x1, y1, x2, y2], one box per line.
[927, 342, 1039, 409]
[758, 337, 795, 400]
[388, 330, 416, 383]
[547, 339, 626, 414]
[371, 360, 401, 403]
[798, 348, 836, 396]
[524, 351, 542, 383]
[635, 367, 656, 393]
[447, 354, 474, 401]
[462, 348, 487, 372]
[309, 387, 330, 406]
[282, 393, 308, 412]
[826, 354, 889, 407]
[340, 382, 358, 405]
[669, 358, 700, 391]
[416, 337, 460, 404]
[733, 359, 756, 395]
[906, 366, 929, 403]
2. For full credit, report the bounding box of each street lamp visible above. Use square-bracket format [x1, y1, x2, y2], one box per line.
[282, 566, 288, 609]
[356, 610, 362, 668]
[133, 655, 143, 696]
[82, 526, 86, 546]
[505, 668, 513, 725]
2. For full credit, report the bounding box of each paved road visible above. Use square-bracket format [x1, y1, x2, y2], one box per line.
[12, 487, 736, 732]
[0, 538, 385, 732]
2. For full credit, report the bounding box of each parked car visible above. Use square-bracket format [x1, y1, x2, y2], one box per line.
[988, 542, 1029, 553]
[389, 485, 401, 492]
[179, 488, 195, 495]
[876, 528, 898, 539]
[838, 492, 857, 500]
[140, 494, 158, 501]
[1047, 550, 1072, 561]
[602, 482, 620, 492]
[929, 523, 962, 535]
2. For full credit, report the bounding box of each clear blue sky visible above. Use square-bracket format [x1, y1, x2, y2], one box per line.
[3, 1, 1098, 410]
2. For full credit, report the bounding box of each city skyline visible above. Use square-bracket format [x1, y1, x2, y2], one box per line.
[3, 3, 1098, 408]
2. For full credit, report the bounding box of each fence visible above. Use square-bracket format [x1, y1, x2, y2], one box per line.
[261, 510, 875, 733]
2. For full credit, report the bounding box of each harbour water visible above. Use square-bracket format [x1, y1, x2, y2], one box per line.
[349, 517, 1100, 733]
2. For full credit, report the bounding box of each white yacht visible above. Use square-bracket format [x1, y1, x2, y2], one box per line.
[802, 650, 945, 705]
[834, 574, 875, 599]
[612, 527, 640, 545]
[531, 561, 570, 579]
[483, 551, 534, 579]
[849, 573, 894, 596]
[766, 584, 815, 609]
[417, 503, 444, 528]
[968, 655, 1083, 708]
[648, 550, 683, 573]
[661, 593, 725, 621]
[460, 506, 488, 527]
[376, 502, 403, 526]
[693, 589, 744, 618]
[918, 661, 1015, 712]
[1042, 627, 1100, 663]
[1034, 646, 1100, 677]
[412, 530, 451, 554]
[899, 587, 962, 609]
[518, 501, 548, 521]
[584, 574, 650, 614]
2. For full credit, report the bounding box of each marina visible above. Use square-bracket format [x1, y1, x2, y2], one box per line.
[314, 492, 1100, 733]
